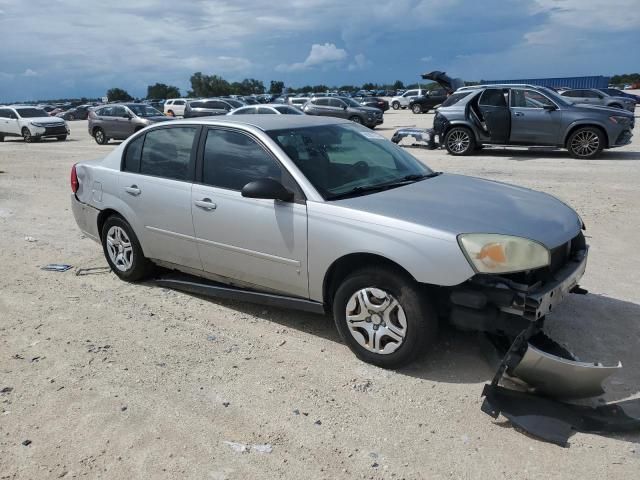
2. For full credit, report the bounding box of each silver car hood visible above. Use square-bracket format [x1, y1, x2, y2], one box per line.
[336, 174, 582, 248]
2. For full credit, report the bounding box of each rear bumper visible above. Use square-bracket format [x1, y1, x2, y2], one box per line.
[71, 194, 101, 242]
[449, 248, 588, 334]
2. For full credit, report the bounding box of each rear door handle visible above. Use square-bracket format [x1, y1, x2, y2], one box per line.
[194, 198, 217, 210]
[514, 112, 525, 117]
[125, 185, 141, 196]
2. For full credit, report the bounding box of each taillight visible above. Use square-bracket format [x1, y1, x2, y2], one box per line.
[70, 164, 79, 193]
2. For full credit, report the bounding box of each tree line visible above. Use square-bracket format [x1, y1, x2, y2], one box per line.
[104, 72, 640, 102]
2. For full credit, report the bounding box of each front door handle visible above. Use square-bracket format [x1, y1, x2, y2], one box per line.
[125, 185, 141, 196]
[514, 112, 524, 117]
[194, 198, 217, 211]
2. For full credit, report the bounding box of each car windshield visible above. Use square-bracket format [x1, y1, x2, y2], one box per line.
[15, 108, 48, 118]
[273, 106, 304, 115]
[537, 87, 572, 107]
[127, 104, 162, 117]
[225, 99, 244, 108]
[267, 124, 434, 200]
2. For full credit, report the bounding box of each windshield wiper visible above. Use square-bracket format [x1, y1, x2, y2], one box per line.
[327, 172, 441, 200]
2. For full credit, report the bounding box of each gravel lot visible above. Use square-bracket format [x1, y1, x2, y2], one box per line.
[1, 105, 639, 479]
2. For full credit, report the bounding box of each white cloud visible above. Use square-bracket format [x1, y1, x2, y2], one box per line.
[420, 56, 433, 63]
[347, 53, 371, 71]
[23, 69, 38, 77]
[277, 43, 348, 72]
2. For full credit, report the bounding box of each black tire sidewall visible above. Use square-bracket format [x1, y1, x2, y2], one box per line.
[101, 215, 151, 282]
[94, 128, 107, 145]
[567, 127, 604, 159]
[444, 127, 475, 156]
[332, 267, 437, 369]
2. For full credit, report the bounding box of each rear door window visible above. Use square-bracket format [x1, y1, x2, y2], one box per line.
[329, 99, 346, 108]
[315, 98, 329, 106]
[479, 89, 508, 107]
[139, 127, 198, 181]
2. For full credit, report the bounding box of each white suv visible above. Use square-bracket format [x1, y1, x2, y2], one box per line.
[390, 89, 424, 110]
[0, 105, 70, 142]
[163, 99, 188, 117]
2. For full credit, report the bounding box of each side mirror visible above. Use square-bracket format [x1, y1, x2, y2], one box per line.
[241, 178, 293, 202]
[543, 104, 557, 111]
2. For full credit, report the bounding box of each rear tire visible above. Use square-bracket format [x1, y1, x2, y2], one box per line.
[412, 104, 422, 114]
[93, 128, 108, 145]
[68, 114, 75, 121]
[392, 101, 400, 110]
[567, 127, 604, 159]
[0, 134, 4, 142]
[332, 267, 437, 369]
[349, 116, 362, 124]
[101, 215, 153, 282]
[444, 127, 475, 156]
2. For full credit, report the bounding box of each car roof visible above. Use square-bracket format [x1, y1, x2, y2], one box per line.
[170, 115, 351, 131]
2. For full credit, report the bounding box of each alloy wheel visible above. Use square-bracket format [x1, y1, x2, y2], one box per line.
[447, 129, 471, 154]
[95, 129, 105, 144]
[570, 131, 600, 157]
[345, 288, 407, 355]
[106, 226, 134, 272]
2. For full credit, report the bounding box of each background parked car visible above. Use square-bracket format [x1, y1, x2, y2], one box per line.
[183, 98, 245, 118]
[289, 97, 310, 110]
[228, 104, 304, 115]
[302, 97, 383, 128]
[0, 105, 69, 142]
[57, 105, 93, 121]
[597, 88, 639, 105]
[355, 96, 390, 112]
[561, 89, 635, 112]
[163, 98, 189, 116]
[408, 89, 448, 114]
[432, 84, 635, 159]
[389, 89, 425, 110]
[88, 103, 174, 144]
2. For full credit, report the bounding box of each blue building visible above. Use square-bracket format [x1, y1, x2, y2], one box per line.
[481, 76, 609, 89]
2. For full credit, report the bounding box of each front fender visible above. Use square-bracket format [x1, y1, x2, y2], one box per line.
[562, 120, 612, 147]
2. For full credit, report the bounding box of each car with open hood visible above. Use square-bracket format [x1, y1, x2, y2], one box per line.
[431, 83, 634, 159]
[70, 115, 590, 369]
[0, 105, 69, 142]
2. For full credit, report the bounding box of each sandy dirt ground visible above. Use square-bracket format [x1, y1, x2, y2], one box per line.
[1, 103, 639, 479]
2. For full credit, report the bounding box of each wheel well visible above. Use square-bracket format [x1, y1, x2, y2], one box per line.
[96, 208, 120, 240]
[322, 253, 415, 308]
[564, 124, 609, 148]
[92, 126, 103, 136]
[609, 103, 622, 109]
[134, 126, 144, 132]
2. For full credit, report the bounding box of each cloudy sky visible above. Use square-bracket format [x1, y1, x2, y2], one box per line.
[1, 0, 638, 101]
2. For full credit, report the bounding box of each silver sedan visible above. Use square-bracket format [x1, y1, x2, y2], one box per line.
[71, 115, 588, 368]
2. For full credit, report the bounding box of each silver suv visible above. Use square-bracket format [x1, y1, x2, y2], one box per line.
[302, 97, 383, 128]
[88, 103, 174, 145]
[70, 116, 590, 368]
[560, 88, 635, 112]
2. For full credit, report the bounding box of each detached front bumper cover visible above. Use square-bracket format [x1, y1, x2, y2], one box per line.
[481, 326, 640, 446]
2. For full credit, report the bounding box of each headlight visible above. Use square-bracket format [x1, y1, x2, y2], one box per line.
[30, 122, 44, 127]
[458, 234, 550, 274]
[609, 116, 630, 125]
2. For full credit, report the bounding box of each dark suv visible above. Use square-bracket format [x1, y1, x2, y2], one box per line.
[432, 84, 634, 159]
[408, 89, 448, 114]
[184, 98, 245, 118]
[302, 97, 383, 128]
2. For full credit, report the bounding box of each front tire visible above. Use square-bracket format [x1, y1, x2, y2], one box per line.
[93, 128, 108, 145]
[68, 114, 75, 121]
[412, 104, 422, 114]
[332, 267, 437, 369]
[57, 135, 67, 141]
[392, 101, 400, 110]
[349, 116, 362, 124]
[444, 127, 475, 156]
[567, 127, 604, 159]
[101, 215, 153, 282]
[22, 127, 33, 143]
